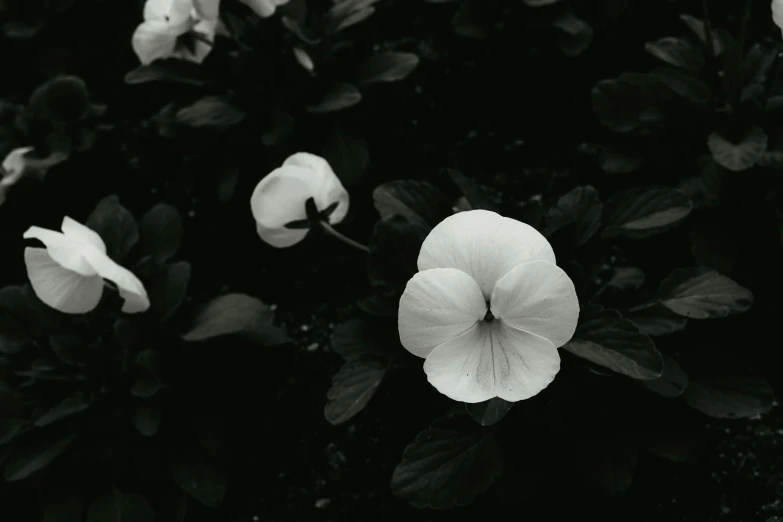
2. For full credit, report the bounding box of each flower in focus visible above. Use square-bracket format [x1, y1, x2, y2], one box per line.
[774, 0, 783, 36]
[132, 0, 218, 65]
[398, 210, 579, 403]
[240, 0, 291, 18]
[251, 152, 349, 248]
[23, 217, 150, 314]
[0, 146, 33, 206]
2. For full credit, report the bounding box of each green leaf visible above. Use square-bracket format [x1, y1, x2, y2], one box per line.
[0, 418, 27, 445]
[707, 127, 768, 172]
[685, 366, 774, 419]
[355, 52, 420, 86]
[4, 429, 76, 481]
[391, 419, 502, 509]
[130, 350, 163, 399]
[605, 267, 645, 292]
[642, 357, 689, 398]
[86, 485, 154, 522]
[591, 73, 663, 132]
[367, 215, 431, 291]
[658, 267, 753, 319]
[465, 398, 513, 426]
[170, 446, 226, 507]
[86, 195, 139, 261]
[124, 60, 208, 86]
[625, 302, 688, 336]
[34, 395, 92, 427]
[648, 66, 710, 104]
[645, 37, 704, 71]
[552, 12, 593, 57]
[306, 83, 362, 114]
[176, 96, 246, 130]
[331, 318, 398, 361]
[373, 180, 452, 229]
[325, 0, 379, 34]
[144, 262, 191, 322]
[445, 169, 498, 211]
[325, 355, 387, 425]
[181, 294, 288, 344]
[543, 186, 602, 246]
[134, 401, 162, 437]
[603, 186, 692, 239]
[321, 124, 369, 186]
[564, 306, 662, 380]
[139, 204, 182, 263]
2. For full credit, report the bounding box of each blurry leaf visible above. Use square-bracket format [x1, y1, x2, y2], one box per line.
[465, 398, 513, 426]
[42, 486, 85, 522]
[331, 318, 398, 361]
[592, 73, 663, 132]
[34, 395, 92, 427]
[626, 302, 688, 336]
[176, 96, 246, 130]
[306, 83, 362, 114]
[658, 267, 753, 319]
[170, 446, 226, 507]
[552, 12, 593, 57]
[325, 0, 379, 34]
[599, 146, 644, 174]
[355, 52, 420, 86]
[182, 294, 288, 344]
[140, 204, 183, 263]
[373, 180, 452, 229]
[27, 76, 90, 125]
[131, 350, 162, 399]
[642, 357, 689, 398]
[605, 267, 645, 291]
[134, 401, 162, 437]
[685, 366, 774, 419]
[603, 186, 692, 239]
[86, 485, 154, 522]
[325, 355, 387, 425]
[564, 306, 662, 380]
[391, 418, 502, 509]
[367, 215, 431, 291]
[680, 14, 712, 47]
[125, 61, 208, 86]
[677, 159, 724, 210]
[0, 418, 26, 445]
[86, 195, 139, 261]
[49, 334, 88, 366]
[543, 186, 602, 245]
[707, 127, 767, 172]
[144, 262, 191, 322]
[4, 429, 76, 481]
[756, 149, 783, 169]
[446, 169, 498, 211]
[356, 289, 399, 317]
[451, 0, 488, 39]
[0, 331, 25, 354]
[645, 37, 704, 71]
[743, 44, 777, 84]
[321, 124, 368, 186]
[261, 110, 295, 146]
[649, 67, 709, 104]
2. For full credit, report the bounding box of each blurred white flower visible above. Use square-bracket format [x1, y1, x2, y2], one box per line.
[0, 147, 33, 206]
[240, 0, 291, 18]
[398, 210, 579, 403]
[293, 47, 315, 73]
[250, 152, 349, 248]
[132, 0, 218, 65]
[23, 217, 149, 314]
[774, 0, 783, 36]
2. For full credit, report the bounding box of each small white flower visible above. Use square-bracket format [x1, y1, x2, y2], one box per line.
[23, 217, 150, 314]
[398, 210, 580, 403]
[250, 152, 349, 248]
[132, 0, 218, 65]
[774, 0, 783, 36]
[240, 0, 291, 18]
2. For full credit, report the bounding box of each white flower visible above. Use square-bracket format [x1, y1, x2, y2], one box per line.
[0, 147, 33, 206]
[250, 152, 349, 248]
[132, 0, 218, 65]
[398, 210, 580, 403]
[774, 0, 783, 36]
[23, 217, 150, 314]
[240, 0, 291, 18]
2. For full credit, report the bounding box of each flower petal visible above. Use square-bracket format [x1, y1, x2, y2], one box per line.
[250, 166, 312, 228]
[24, 248, 103, 314]
[192, 0, 220, 20]
[491, 260, 579, 348]
[240, 0, 276, 18]
[422, 321, 559, 403]
[283, 153, 349, 224]
[398, 268, 485, 358]
[145, 0, 192, 23]
[417, 210, 556, 299]
[132, 20, 180, 65]
[255, 222, 309, 248]
[60, 217, 106, 254]
[23, 227, 96, 276]
[82, 250, 150, 313]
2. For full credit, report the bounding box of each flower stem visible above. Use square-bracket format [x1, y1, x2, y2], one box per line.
[318, 221, 370, 253]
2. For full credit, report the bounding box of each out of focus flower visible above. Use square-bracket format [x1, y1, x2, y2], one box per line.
[23, 217, 149, 314]
[774, 0, 783, 36]
[250, 152, 349, 248]
[132, 0, 218, 65]
[240, 0, 291, 18]
[398, 210, 579, 403]
[0, 147, 33, 206]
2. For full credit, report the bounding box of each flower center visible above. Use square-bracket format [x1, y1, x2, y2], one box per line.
[483, 301, 494, 322]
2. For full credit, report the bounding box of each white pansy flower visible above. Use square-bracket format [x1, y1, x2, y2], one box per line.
[240, 0, 291, 18]
[23, 217, 149, 314]
[774, 0, 783, 36]
[398, 210, 580, 403]
[250, 152, 349, 248]
[132, 0, 218, 65]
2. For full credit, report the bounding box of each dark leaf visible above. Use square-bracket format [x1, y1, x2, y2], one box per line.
[367, 215, 431, 291]
[564, 306, 662, 380]
[42, 486, 85, 522]
[685, 366, 774, 419]
[331, 318, 398, 361]
[4, 429, 76, 481]
[134, 401, 162, 437]
[658, 267, 753, 319]
[321, 124, 369, 186]
[355, 52, 420, 86]
[0, 418, 27, 445]
[603, 186, 692, 239]
[86, 195, 139, 261]
[176, 96, 246, 130]
[144, 262, 191, 322]
[325, 0, 379, 34]
[552, 12, 593, 57]
[605, 267, 645, 292]
[451, 0, 488, 39]
[373, 180, 452, 228]
[707, 127, 767, 172]
[49, 334, 88, 366]
[182, 294, 288, 344]
[543, 186, 602, 246]
[645, 37, 704, 71]
[306, 83, 362, 114]
[34, 395, 92, 427]
[139, 204, 182, 263]
[325, 355, 387, 425]
[625, 302, 688, 336]
[577, 436, 637, 497]
[86, 485, 154, 522]
[130, 350, 162, 399]
[446, 169, 498, 211]
[642, 356, 689, 398]
[465, 398, 513, 426]
[125, 61, 208, 86]
[591, 73, 663, 132]
[0, 331, 25, 354]
[170, 446, 226, 507]
[356, 290, 399, 317]
[648, 66, 709, 104]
